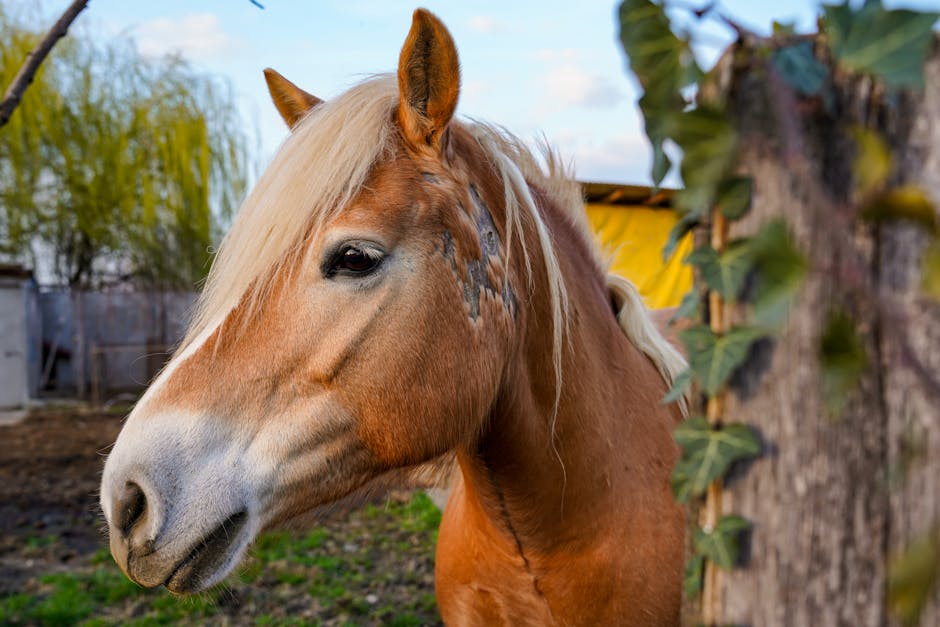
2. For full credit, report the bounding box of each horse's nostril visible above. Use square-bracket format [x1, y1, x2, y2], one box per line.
[118, 481, 147, 538]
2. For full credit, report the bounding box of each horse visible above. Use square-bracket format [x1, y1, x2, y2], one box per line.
[100, 9, 688, 625]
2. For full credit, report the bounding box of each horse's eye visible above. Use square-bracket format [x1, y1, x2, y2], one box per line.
[327, 245, 383, 278]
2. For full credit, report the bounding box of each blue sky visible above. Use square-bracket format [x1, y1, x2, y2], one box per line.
[9, 1, 940, 185]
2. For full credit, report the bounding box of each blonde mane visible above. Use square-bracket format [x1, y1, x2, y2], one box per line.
[184, 74, 686, 414]
[183, 75, 399, 348]
[465, 123, 687, 414]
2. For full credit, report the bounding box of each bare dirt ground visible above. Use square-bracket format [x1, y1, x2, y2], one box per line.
[0, 407, 443, 626]
[0, 407, 116, 594]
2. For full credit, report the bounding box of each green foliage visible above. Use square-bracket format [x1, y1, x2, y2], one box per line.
[922, 241, 940, 300]
[823, 0, 940, 89]
[852, 127, 892, 196]
[400, 491, 444, 535]
[772, 41, 830, 97]
[748, 219, 809, 328]
[0, 567, 142, 626]
[0, 9, 251, 288]
[671, 417, 762, 503]
[3, 491, 443, 625]
[717, 176, 753, 220]
[693, 515, 751, 570]
[0, 593, 34, 622]
[680, 325, 767, 396]
[683, 553, 705, 598]
[670, 289, 701, 323]
[620, 0, 940, 608]
[672, 106, 739, 217]
[819, 310, 868, 415]
[685, 219, 807, 327]
[888, 528, 940, 626]
[618, 0, 701, 186]
[686, 240, 753, 301]
[662, 368, 693, 404]
[851, 128, 940, 306]
[862, 185, 939, 236]
[663, 212, 699, 260]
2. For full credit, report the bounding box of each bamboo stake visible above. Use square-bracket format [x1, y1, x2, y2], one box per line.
[701, 210, 729, 625]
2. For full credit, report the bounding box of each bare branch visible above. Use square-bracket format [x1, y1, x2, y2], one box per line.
[0, 0, 89, 128]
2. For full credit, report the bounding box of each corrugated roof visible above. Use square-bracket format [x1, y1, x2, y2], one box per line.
[580, 181, 674, 208]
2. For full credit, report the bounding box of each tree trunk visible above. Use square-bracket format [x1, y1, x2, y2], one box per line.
[709, 38, 940, 626]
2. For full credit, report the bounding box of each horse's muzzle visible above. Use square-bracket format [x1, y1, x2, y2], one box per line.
[106, 476, 250, 592]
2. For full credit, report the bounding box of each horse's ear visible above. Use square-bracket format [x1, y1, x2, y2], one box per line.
[396, 9, 460, 150]
[263, 68, 323, 130]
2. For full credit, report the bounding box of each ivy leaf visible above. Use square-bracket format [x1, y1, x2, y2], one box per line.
[674, 106, 739, 216]
[772, 41, 829, 96]
[671, 417, 762, 502]
[618, 0, 701, 186]
[670, 289, 701, 323]
[693, 515, 751, 570]
[862, 185, 939, 235]
[748, 220, 808, 328]
[888, 529, 940, 626]
[639, 92, 678, 186]
[717, 176, 753, 220]
[851, 127, 892, 197]
[922, 240, 940, 300]
[823, 0, 940, 89]
[662, 368, 693, 404]
[683, 553, 705, 598]
[819, 310, 868, 415]
[680, 325, 768, 396]
[686, 241, 754, 301]
[663, 211, 699, 261]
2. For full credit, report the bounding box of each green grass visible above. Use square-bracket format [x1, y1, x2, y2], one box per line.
[24, 534, 59, 552]
[0, 569, 128, 626]
[2, 491, 442, 625]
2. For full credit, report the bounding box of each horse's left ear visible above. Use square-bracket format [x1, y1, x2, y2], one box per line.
[396, 9, 460, 151]
[264, 68, 323, 130]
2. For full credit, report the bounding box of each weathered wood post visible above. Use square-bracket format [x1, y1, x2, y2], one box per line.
[710, 37, 940, 626]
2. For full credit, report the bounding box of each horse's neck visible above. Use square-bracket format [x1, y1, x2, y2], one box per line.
[456, 190, 682, 553]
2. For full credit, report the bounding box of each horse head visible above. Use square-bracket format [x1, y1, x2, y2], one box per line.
[101, 9, 534, 593]
[101, 11, 688, 624]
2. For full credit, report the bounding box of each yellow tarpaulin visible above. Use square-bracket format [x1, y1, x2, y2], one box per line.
[586, 203, 693, 309]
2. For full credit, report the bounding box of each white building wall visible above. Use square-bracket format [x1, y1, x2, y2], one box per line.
[0, 280, 28, 409]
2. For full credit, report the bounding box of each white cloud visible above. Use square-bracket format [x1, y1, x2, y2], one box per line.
[540, 63, 623, 109]
[468, 15, 502, 34]
[551, 132, 654, 184]
[134, 13, 238, 61]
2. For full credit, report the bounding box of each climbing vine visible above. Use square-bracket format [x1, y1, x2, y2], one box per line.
[618, 0, 940, 624]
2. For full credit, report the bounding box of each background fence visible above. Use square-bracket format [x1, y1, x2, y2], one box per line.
[34, 290, 196, 403]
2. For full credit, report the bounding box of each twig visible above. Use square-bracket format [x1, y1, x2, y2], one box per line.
[664, 0, 764, 44]
[0, 0, 90, 128]
[663, 0, 717, 19]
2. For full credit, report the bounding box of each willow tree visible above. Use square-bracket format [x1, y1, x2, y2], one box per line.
[0, 8, 251, 288]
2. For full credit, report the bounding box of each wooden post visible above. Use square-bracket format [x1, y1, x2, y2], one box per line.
[711, 37, 940, 625]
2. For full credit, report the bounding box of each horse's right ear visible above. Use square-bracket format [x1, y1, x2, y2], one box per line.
[396, 9, 460, 151]
[263, 68, 323, 130]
